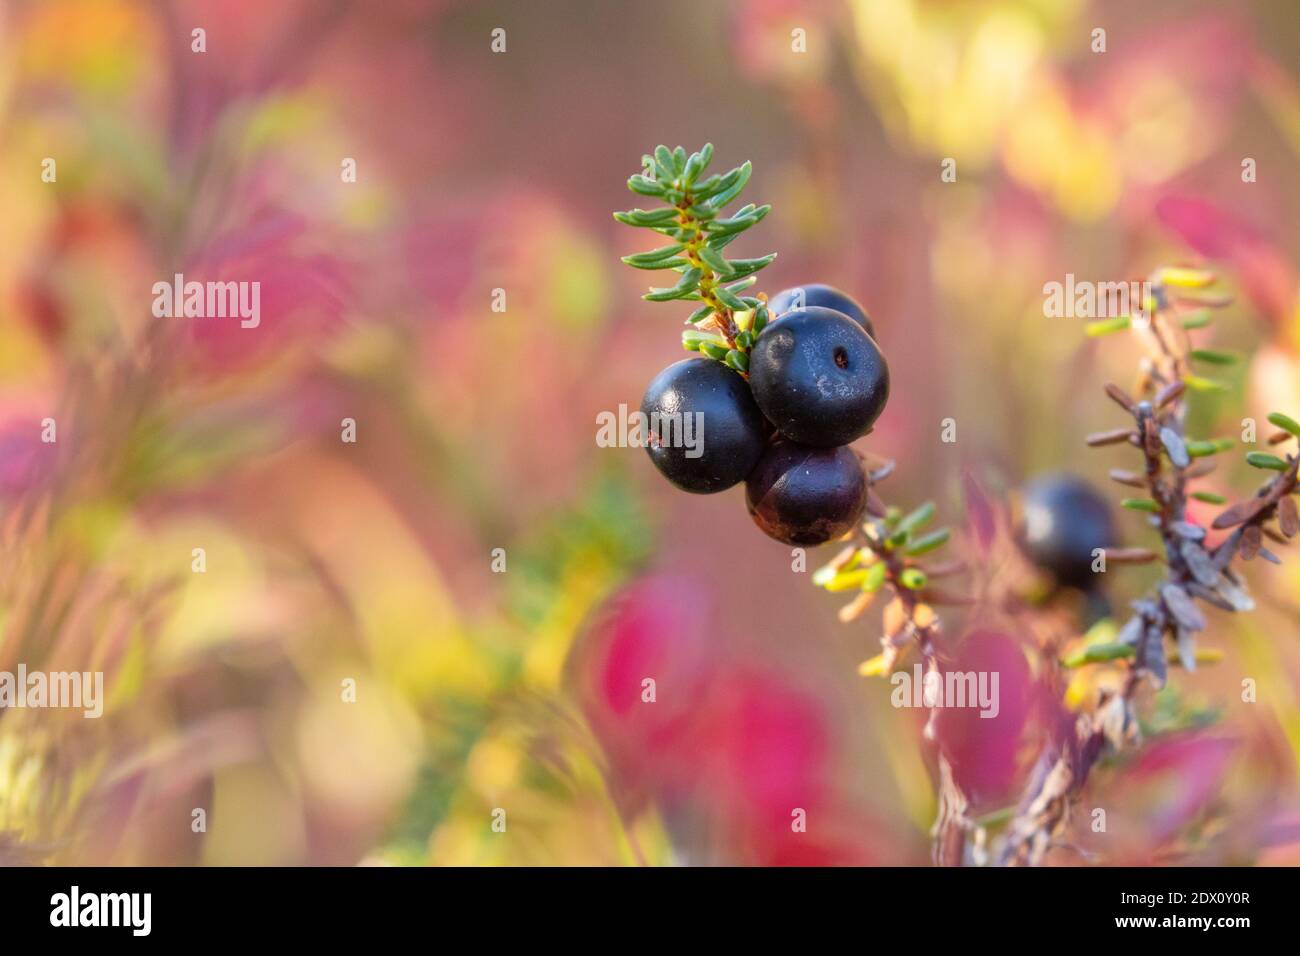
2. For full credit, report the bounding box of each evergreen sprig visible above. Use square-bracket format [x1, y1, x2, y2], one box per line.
[615, 144, 776, 373]
[613, 145, 969, 864]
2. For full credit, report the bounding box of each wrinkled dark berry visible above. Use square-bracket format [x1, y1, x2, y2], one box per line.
[640, 357, 768, 494]
[1017, 473, 1119, 588]
[769, 283, 876, 340]
[745, 440, 867, 545]
[748, 307, 890, 447]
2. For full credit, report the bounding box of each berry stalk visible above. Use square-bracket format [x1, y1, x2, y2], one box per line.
[675, 182, 743, 346]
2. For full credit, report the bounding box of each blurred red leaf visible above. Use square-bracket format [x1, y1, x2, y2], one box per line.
[1155, 196, 1295, 326]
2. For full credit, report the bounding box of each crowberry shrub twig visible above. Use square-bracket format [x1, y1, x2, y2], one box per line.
[995, 268, 1300, 866]
[810, 459, 975, 866]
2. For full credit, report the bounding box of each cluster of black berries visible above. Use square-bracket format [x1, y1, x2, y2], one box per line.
[641, 284, 889, 545]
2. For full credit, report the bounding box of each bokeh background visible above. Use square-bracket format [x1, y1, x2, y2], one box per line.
[1, 0, 1299, 866]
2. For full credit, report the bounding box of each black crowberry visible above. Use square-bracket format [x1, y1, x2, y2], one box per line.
[769, 283, 876, 340]
[640, 357, 768, 494]
[1017, 473, 1119, 588]
[748, 307, 890, 447]
[745, 440, 867, 545]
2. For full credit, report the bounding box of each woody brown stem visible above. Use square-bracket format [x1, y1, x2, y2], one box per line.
[675, 203, 738, 347]
[855, 500, 974, 866]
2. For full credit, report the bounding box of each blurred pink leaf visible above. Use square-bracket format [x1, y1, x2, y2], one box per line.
[1156, 196, 1295, 326]
[934, 630, 1034, 806]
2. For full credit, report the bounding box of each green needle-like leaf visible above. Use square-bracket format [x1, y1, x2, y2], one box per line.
[896, 502, 936, 537]
[682, 329, 725, 351]
[690, 173, 723, 197]
[825, 568, 872, 592]
[722, 254, 777, 279]
[614, 207, 678, 227]
[722, 277, 759, 294]
[1183, 375, 1229, 393]
[862, 561, 887, 593]
[650, 226, 694, 243]
[702, 162, 752, 210]
[626, 256, 688, 271]
[1121, 498, 1160, 512]
[1267, 412, 1300, 438]
[903, 528, 950, 556]
[1186, 438, 1233, 458]
[621, 244, 687, 269]
[708, 204, 771, 237]
[1084, 316, 1131, 337]
[1190, 349, 1238, 366]
[653, 145, 675, 180]
[697, 244, 734, 276]
[713, 284, 748, 311]
[1062, 642, 1136, 668]
[1246, 451, 1288, 471]
[645, 267, 702, 301]
[898, 568, 928, 590]
[627, 175, 666, 197]
[682, 144, 713, 185]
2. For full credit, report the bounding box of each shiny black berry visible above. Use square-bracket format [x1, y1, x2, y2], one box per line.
[769, 283, 876, 340]
[748, 307, 890, 447]
[640, 358, 768, 494]
[1017, 473, 1119, 588]
[745, 440, 867, 545]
